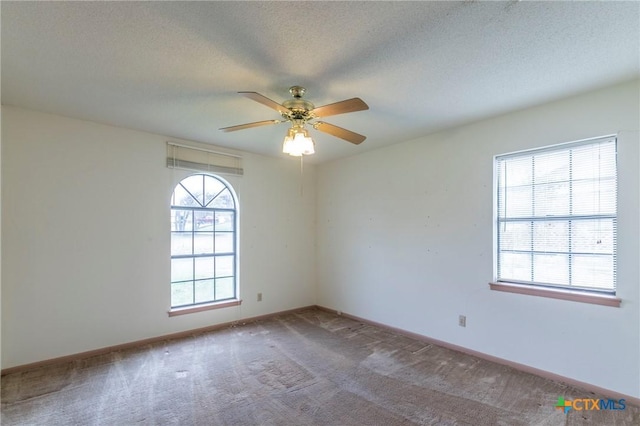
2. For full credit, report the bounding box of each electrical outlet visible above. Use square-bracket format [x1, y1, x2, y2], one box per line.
[459, 315, 466, 327]
[257, 292, 262, 302]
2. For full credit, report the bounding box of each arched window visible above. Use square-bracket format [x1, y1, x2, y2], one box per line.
[170, 174, 237, 309]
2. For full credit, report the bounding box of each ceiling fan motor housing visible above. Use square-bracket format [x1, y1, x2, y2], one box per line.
[282, 86, 315, 121]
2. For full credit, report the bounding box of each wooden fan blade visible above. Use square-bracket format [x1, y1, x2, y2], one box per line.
[220, 120, 280, 132]
[312, 98, 369, 118]
[238, 92, 290, 114]
[314, 121, 366, 145]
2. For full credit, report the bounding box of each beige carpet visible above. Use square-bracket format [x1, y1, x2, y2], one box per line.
[2, 308, 638, 425]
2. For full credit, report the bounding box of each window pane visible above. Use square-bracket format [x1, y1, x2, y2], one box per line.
[532, 221, 569, 252]
[172, 209, 192, 232]
[214, 232, 234, 253]
[216, 277, 235, 299]
[502, 157, 532, 186]
[171, 281, 193, 307]
[171, 258, 193, 282]
[215, 256, 234, 278]
[194, 211, 214, 230]
[210, 188, 235, 208]
[498, 222, 531, 251]
[204, 176, 226, 207]
[194, 232, 214, 255]
[195, 279, 215, 303]
[215, 211, 234, 231]
[572, 178, 616, 216]
[195, 257, 215, 280]
[504, 186, 532, 218]
[180, 175, 205, 206]
[572, 255, 614, 290]
[572, 143, 616, 181]
[533, 150, 569, 185]
[533, 253, 569, 286]
[571, 219, 614, 254]
[174, 180, 201, 207]
[499, 252, 531, 281]
[171, 232, 193, 256]
[533, 181, 569, 216]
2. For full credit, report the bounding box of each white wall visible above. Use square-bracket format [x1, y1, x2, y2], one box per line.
[3, 80, 639, 399]
[1, 106, 316, 369]
[317, 80, 640, 398]
[0, 106, 3, 371]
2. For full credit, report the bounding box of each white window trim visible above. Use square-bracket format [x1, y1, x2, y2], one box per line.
[489, 281, 621, 307]
[168, 299, 242, 317]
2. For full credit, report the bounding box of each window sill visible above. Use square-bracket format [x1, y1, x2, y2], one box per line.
[489, 282, 621, 307]
[168, 299, 242, 317]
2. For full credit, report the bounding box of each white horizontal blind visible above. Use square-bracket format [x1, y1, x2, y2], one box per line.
[167, 142, 243, 176]
[496, 136, 617, 293]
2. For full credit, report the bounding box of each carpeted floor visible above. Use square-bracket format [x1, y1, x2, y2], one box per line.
[1, 308, 638, 425]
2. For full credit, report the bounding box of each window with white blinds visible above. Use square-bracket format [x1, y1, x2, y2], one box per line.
[495, 136, 617, 293]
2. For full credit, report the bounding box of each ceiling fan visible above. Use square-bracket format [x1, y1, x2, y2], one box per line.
[220, 86, 369, 156]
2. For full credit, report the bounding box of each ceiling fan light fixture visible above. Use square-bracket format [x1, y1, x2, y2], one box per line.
[282, 126, 315, 156]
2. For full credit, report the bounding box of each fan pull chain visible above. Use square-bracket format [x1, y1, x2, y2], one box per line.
[300, 155, 304, 196]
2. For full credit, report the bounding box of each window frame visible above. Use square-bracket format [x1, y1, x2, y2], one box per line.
[490, 136, 621, 307]
[169, 173, 240, 316]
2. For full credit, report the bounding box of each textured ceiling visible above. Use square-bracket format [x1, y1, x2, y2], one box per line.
[2, 1, 639, 163]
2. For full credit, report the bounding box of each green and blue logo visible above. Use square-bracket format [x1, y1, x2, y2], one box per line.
[555, 396, 626, 414]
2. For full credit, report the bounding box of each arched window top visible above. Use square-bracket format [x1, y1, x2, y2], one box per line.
[171, 174, 235, 209]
